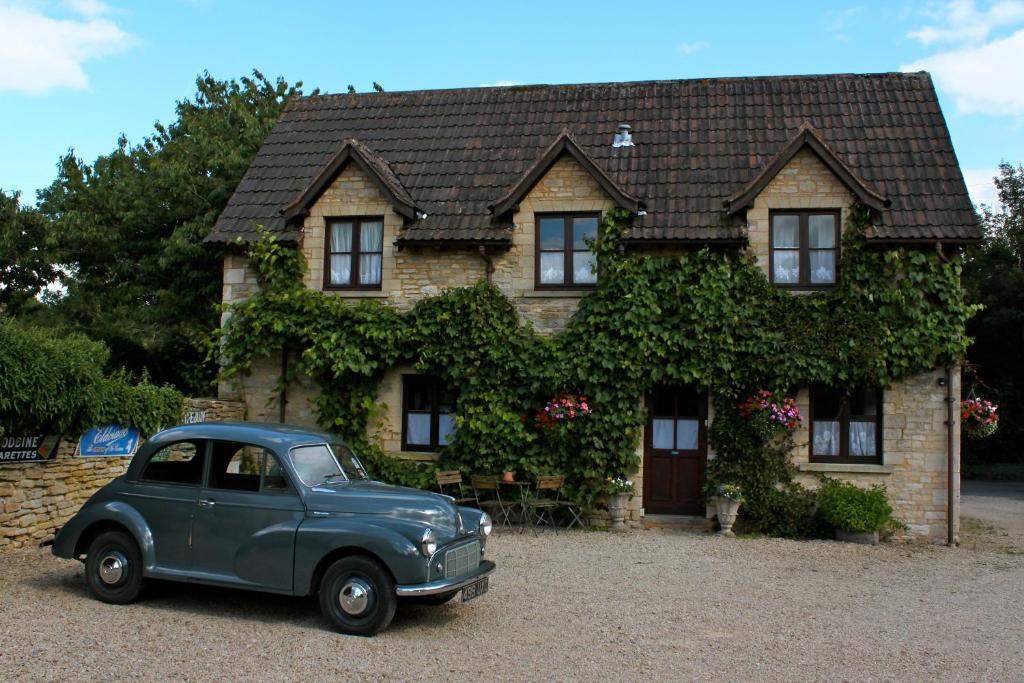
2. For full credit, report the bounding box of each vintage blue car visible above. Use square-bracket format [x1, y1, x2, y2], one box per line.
[52, 422, 494, 636]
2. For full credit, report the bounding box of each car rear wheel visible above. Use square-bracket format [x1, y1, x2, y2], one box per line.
[319, 556, 397, 636]
[85, 530, 146, 604]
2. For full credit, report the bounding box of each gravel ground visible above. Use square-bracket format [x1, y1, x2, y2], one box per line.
[1, 529, 1022, 682]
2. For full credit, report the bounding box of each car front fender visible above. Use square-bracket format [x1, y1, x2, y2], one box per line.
[52, 500, 156, 570]
[293, 516, 428, 595]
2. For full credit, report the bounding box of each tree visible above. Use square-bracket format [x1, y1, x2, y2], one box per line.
[963, 163, 1024, 466]
[0, 189, 55, 313]
[35, 70, 313, 394]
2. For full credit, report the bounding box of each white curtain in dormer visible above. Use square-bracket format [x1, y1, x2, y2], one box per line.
[359, 221, 383, 285]
[330, 222, 353, 285]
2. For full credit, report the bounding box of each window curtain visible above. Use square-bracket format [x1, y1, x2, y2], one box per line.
[849, 422, 876, 457]
[359, 222, 383, 285]
[329, 223, 353, 285]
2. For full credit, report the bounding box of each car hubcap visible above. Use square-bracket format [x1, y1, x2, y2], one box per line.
[339, 577, 373, 616]
[98, 551, 128, 585]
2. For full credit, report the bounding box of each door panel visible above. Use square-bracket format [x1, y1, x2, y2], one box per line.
[643, 386, 707, 516]
[190, 442, 304, 591]
[124, 439, 207, 572]
[191, 489, 304, 590]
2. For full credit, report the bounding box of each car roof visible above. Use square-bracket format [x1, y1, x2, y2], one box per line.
[148, 422, 339, 451]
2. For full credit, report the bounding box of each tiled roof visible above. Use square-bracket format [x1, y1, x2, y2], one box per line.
[209, 72, 980, 245]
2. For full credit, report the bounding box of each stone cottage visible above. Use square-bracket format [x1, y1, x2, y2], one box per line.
[207, 73, 980, 541]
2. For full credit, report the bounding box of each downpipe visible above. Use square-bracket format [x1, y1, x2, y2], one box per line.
[945, 364, 957, 547]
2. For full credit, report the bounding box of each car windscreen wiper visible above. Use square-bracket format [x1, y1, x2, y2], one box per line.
[320, 472, 347, 484]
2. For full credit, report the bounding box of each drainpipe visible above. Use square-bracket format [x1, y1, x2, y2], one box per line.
[477, 245, 494, 283]
[945, 364, 960, 546]
[279, 345, 289, 423]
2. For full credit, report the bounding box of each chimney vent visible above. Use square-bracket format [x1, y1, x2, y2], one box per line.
[612, 124, 634, 148]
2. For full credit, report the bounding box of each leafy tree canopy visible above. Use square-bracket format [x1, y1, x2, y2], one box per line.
[32, 70, 312, 394]
[0, 189, 55, 314]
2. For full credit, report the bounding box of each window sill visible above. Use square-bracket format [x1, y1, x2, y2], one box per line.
[323, 289, 388, 298]
[392, 451, 441, 462]
[523, 290, 593, 299]
[798, 462, 893, 475]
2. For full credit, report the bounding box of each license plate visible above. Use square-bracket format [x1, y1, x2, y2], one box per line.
[461, 576, 489, 602]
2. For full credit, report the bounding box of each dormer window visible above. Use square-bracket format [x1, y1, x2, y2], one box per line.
[770, 211, 839, 288]
[324, 217, 383, 290]
[536, 213, 599, 288]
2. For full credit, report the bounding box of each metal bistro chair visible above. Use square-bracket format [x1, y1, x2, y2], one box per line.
[435, 470, 476, 506]
[523, 475, 564, 532]
[470, 475, 514, 528]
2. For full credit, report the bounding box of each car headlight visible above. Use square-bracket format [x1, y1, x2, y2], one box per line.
[479, 512, 492, 537]
[421, 528, 437, 556]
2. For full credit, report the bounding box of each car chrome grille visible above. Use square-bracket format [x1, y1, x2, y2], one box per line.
[444, 540, 480, 579]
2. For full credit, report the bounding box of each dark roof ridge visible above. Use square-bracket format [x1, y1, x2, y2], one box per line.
[281, 138, 417, 222]
[727, 122, 889, 214]
[305, 71, 932, 100]
[488, 128, 642, 216]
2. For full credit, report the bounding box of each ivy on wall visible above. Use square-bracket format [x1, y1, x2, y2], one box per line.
[219, 208, 975, 533]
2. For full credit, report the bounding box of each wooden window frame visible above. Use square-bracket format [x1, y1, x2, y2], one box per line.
[323, 216, 385, 291]
[401, 375, 456, 452]
[534, 213, 600, 290]
[809, 386, 884, 464]
[769, 210, 841, 290]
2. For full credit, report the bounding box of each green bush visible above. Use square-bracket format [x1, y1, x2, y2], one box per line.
[818, 478, 895, 533]
[0, 318, 183, 437]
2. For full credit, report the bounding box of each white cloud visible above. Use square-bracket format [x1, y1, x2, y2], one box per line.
[63, 0, 111, 18]
[827, 6, 864, 42]
[0, 1, 134, 95]
[677, 41, 709, 56]
[962, 167, 1004, 208]
[908, 0, 1024, 44]
[481, 80, 521, 87]
[902, 1, 1024, 116]
[903, 29, 1024, 115]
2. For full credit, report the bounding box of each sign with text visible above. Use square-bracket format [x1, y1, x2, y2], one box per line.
[183, 408, 207, 424]
[0, 434, 61, 463]
[78, 425, 141, 458]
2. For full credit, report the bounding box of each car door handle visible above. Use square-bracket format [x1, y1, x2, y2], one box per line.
[198, 499, 215, 508]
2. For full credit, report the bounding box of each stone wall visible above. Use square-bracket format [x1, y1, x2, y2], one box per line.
[0, 398, 245, 552]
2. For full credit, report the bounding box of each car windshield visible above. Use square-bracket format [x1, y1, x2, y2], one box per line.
[289, 443, 367, 486]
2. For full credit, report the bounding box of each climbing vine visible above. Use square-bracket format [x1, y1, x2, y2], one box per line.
[219, 208, 976, 533]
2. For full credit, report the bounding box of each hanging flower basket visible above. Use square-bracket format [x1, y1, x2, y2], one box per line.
[534, 394, 591, 429]
[961, 398, 999, 439]
[738, 390, 802, 439]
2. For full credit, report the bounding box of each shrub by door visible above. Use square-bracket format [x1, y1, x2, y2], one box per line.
[643, 385, 707, 516]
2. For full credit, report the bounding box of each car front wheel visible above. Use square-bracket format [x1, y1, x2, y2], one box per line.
[85, 530, 146, 604]
[319, 556, 397, 636]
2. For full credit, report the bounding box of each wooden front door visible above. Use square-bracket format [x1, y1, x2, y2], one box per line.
[643, 385, 707, 516]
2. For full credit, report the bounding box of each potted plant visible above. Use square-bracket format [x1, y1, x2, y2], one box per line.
[714, 484, 744, 537]
[961, 398, 999, 439]
[818, 478, 895, 545]
[606, 476, 635, 531]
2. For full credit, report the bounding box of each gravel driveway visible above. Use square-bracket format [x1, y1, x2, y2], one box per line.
[2, 530, 1022, 682]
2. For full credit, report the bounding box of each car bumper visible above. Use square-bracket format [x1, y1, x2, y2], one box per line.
[394, 560, 496, 597]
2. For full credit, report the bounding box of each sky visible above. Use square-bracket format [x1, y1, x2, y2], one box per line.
[1, 0, 1022, 209]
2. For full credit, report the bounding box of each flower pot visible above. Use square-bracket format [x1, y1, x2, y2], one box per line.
[835, 529, 879, 545]
[503, 471, 515, 483]
[715, 497, 741, 537]
[607, 493, 630, 531]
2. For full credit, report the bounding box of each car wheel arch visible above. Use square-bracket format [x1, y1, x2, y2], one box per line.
[309, 546, 395, 596]
[74, 520, 138, 560]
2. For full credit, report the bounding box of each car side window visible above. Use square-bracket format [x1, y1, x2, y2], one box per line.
[261, 451, 290, 493]
[140, 441, 206, 486]
[208, 441, 291, 494]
